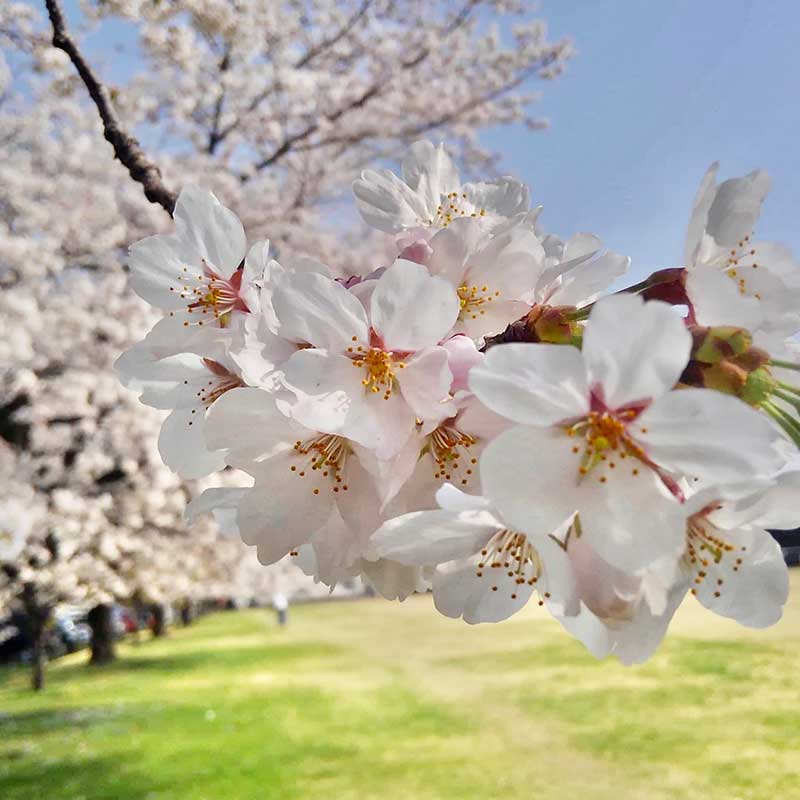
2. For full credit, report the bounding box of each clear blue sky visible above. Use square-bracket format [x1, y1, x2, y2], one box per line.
[493, 0, 800, 281]
[46, 0, 800, 283]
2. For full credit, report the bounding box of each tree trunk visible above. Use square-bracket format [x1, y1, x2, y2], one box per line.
[88, 603, 116, 664]
[151, 604, 167, 637]
[31, 623, 47, 691]
[21, 585, 51, 692]
[180, 600, 194, 627]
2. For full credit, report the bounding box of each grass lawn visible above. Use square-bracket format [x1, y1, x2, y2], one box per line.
[1, 572, 799, 800]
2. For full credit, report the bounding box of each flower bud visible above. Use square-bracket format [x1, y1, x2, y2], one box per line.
[692, 326, 752, 365]
[529, 305, 581, 345]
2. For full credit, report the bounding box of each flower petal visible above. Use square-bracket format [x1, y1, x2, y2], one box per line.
[370, 260, 460, 351]
[158, 408, 226, 479]
[432, 555, 533, 623]
[691, 526, 788, 628]
[638, 389, 786, 483]
[396, 347, 453, 423]
[272, 271, 369, 351]
[353, 168, 430, 232]
[237, 452, 334, 564]
[469, 343, 589, 426]
[482, 426, 687, 573]
[583, 294, 691, 408]
[371, 508, 501, 566]
[172, 186, 246, 277]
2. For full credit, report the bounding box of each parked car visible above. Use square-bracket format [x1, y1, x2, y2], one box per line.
[54, 608, 91, 653]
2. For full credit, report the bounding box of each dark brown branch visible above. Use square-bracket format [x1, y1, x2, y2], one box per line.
[44, 0, 177, 216]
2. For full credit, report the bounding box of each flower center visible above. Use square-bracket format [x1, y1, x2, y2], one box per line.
[457, 284, 501, 321]
[428, 423, 478, 486]
[723, 234, 763, 300]
[685, 515, 746, 599]
[428, 191, 486, 227]
[187, 360, 243, 425]
[169, 261, 249, 328]
[566, 410, 647, 483]
[289, 434, 350, 496]
[475, 529, 550, 603]
[350, 347, 405, 400]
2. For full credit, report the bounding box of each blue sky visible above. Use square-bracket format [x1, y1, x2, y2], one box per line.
[494, 0, 800, 280]
[44, 0, 800, 283]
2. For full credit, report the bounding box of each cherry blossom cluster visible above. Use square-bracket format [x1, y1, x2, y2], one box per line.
[118, 141, 799, 663]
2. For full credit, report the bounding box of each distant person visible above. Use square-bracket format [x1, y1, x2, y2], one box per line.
[272, 592, 288, 627]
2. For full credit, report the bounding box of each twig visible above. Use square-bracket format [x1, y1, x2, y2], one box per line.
[44, 0, 177, 216]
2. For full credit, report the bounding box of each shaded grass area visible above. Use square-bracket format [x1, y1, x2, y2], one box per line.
[1, 572, 799, 800]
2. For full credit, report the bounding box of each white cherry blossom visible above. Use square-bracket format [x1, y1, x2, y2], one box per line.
[470, 293, 787, 573]
[353, 141, 530, 235]
[684, 164, 800, 345]
[372, 484, 578, 624]
[275, 259, 461, 458]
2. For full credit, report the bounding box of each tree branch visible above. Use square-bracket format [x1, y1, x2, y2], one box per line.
[43, 0, 177, 216]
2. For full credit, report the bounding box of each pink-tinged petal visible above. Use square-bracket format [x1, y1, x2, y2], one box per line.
[353, 168, 431, 233]
[583, 294, 691, 408]
[371, 509, 501, 566]
[690, 526, 788, 628]
[558, 583, 687, 665]
[470, 343, 589, 426]
[426, 219, 484, 286]
[396, 347, 453, 423]
[158, 408, 226, 479]
[172, 186, 246, 278]
[443, 335, 483, 392]
[433, 555, 534, 623]
[637, 389, 786, 483]
[272, 271, 369, 351]
[370, 260, 460, 351]
[482, 426, 687, 573]
[685, 266, 763, 329]
[237, 451, 334, 564]
[204, 387, 301, 463]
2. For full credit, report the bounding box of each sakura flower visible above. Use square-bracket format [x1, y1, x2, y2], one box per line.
[470, 293, 786, 573]
[128, 187, 258, 350]
[116, 336, 244, 479]
[423, 215, 545, 342]
[372, 484, 578, 624]
[555, 533, 687, 664]
[683, 164, 800, 345]
[202, 386, 383, 568]
[680, 473, 796, 627]
[533, 231, 630, 308]
[353, 140, 530, 234]
[557, 473, 796, 664]
[275, 259, 460, 458]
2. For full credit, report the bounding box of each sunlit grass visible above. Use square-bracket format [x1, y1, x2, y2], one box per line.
[1, 572, 799, 799]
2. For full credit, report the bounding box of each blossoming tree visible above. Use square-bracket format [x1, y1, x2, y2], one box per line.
[7, 0, 800, 673]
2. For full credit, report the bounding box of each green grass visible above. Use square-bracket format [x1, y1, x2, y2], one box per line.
[1, 573, 799, 800]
